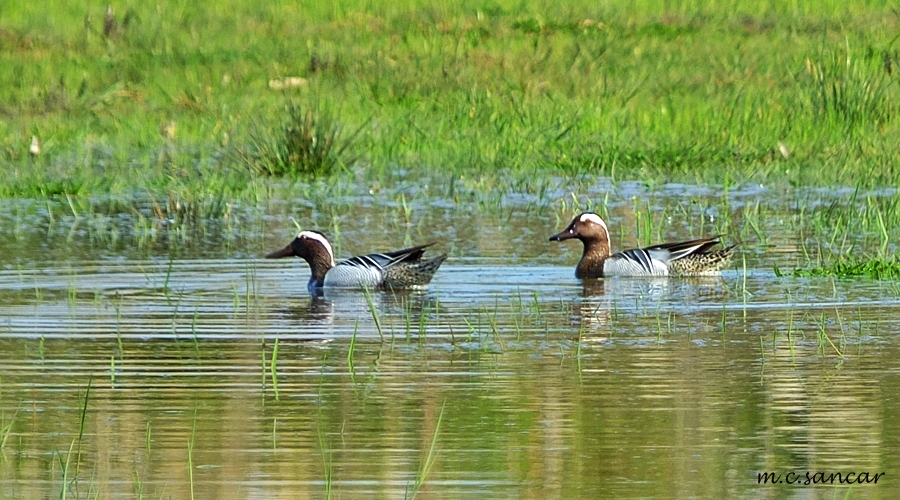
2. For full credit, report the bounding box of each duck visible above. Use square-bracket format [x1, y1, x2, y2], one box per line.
[550, 212, 736, 278]
[266, 230, 447, 294]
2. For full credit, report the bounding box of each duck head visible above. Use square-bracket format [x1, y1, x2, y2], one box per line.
[550, 212, 613, 279]
[266, 230, 336, 286]
[549, 212, 610, 245]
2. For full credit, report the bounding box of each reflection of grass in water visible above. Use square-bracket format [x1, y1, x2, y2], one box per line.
[786, 306, 796, 362]
[417, 306, 428, 342]
[403, 297, 413, 344]
[270, 337, 280, 401]
[720, 304, 727, 340]
[817, 310, 845, 358]
[318, 425, 334, 500]
[655, 307, 663, 341]
[0, 409, 18, 450]
[191, 308, 200, 356]
[57, 378, 92, 499]
[760, 306, 854, 360]
[74, 377, 91, 491]
[575, 320, 585, 376]
[145, 421, 152, 456]
[188, 409, 199, 500]
[484, 302, 504, 349]
[348, 320, 358, 376]
[406, 400, 446, 500]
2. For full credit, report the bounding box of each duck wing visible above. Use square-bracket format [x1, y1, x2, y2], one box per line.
[605, 236, 723, 275]
[606, 248, 670, 275]
[338, 243, 436, 272]
[644, 236, 723, 262]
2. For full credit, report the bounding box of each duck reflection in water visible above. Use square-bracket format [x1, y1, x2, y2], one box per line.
[573, 276, 731, 338]
[275, 287, 440, 338]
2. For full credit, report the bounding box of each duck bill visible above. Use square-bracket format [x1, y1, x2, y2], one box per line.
[265, 244, 296, 259]
[549, 229, 576, 241]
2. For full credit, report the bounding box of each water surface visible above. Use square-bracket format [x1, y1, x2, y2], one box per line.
[0, 186, 898, 499]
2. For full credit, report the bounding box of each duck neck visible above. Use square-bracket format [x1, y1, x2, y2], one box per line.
[576, 238, 610, 279]
[302, 253, 334, 290]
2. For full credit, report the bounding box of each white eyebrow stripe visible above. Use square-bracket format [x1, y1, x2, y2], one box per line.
[298, 231, 335, 266]
[578, 212, 609, 234]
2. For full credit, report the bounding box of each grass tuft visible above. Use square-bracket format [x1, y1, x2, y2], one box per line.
[242, 102, 359, 178]
[786, 258, 900, 279]
[798, 46, 898, 128]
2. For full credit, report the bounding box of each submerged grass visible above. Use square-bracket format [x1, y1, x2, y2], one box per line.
[2, 0, 900, 205]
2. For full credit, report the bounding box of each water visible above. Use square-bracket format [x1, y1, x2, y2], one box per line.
[0, 187, 898, 499]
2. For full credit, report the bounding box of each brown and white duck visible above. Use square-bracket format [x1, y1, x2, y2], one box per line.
[550, 212, 736, 278]
[266, 231, 447, 295]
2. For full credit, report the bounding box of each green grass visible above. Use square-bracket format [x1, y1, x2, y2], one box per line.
[241, 102, 362, 177]
[782, 257, 900, 279]
[2, 0, 900, 203]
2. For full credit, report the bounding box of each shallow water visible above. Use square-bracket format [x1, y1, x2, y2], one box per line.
[1, 187, 899, 499]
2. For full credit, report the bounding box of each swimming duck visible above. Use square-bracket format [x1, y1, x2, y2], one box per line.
[550, 212, 736, 278]
[266, 231, 447, 294]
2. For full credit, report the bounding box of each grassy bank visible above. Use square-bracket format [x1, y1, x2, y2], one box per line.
[2, 0, 899, 201]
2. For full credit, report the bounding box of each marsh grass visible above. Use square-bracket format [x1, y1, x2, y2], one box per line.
[800, 188, 900, 259]
[57, 439, 76, 500]
[4, 0, 900, 204]
[417, 307, 428, 342]
[146, 189, 234, 224]
[798, 45, 898, 129]
[242, 102, 361, 178]
[363, 286, 385, 341]
[784, 258, 900, 279]
[132, 469, 145, 499]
